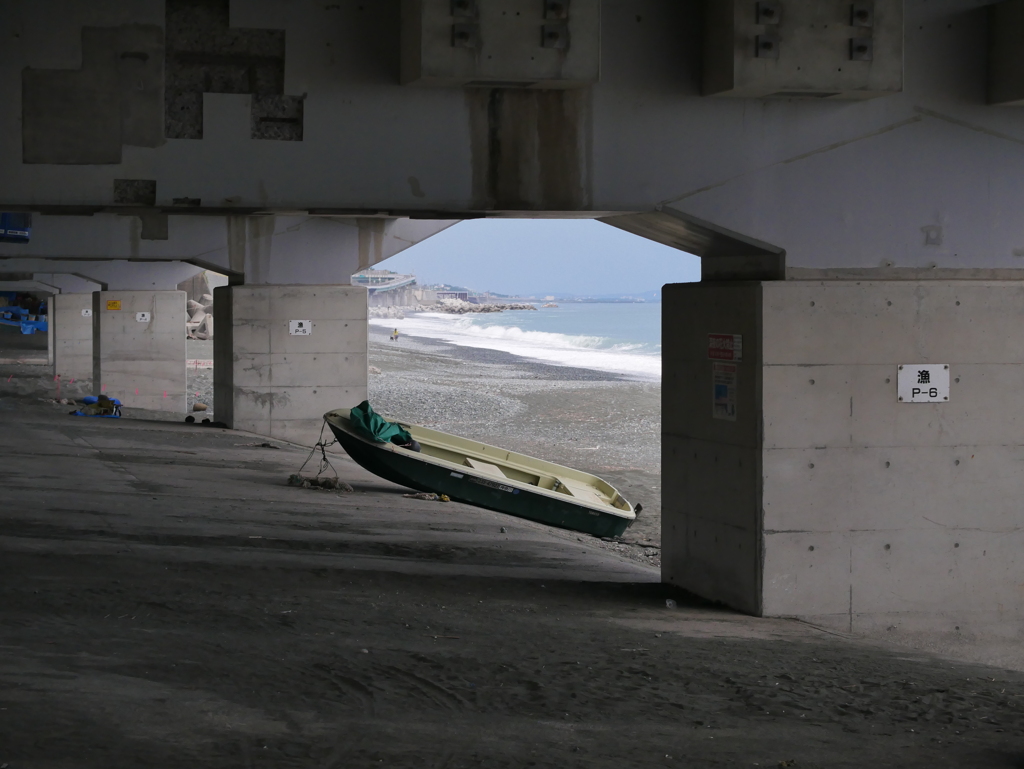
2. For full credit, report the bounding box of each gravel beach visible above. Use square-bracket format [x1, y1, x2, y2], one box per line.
[367, 325, 663, 564]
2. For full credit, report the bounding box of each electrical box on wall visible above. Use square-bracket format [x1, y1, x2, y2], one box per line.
[400, 0, 600, 88]
[703, 1, 904, 100]
[989, 0, 1024, 105]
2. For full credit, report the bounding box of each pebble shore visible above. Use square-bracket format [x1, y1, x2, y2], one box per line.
[367, 326, 662, 563]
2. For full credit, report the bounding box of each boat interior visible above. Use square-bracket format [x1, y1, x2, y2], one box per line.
[403, 424, 632, 513]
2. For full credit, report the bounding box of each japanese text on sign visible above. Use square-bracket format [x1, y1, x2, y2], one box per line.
[708, 333, 742, 361]
[897, 364, 950, 403]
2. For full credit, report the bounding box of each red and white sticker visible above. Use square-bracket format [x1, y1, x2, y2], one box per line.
[708, 333, 742, 361]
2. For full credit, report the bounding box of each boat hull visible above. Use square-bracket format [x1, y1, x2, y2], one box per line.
[327, 420, 633, 538]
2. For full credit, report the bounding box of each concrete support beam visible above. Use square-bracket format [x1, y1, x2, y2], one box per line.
[663, 279, 1024, 646]
[34, 273, 102, 293]
[0, 215, 457, 281]
[0, 259, 203, 290]
[53, 293, 94, 381]
[0, 279, 57, 294]
[214, 285, 367, 446]
[93, 291, 186, 411]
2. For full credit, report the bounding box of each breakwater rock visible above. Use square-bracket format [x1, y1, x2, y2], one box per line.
[370, 300, 536, 319]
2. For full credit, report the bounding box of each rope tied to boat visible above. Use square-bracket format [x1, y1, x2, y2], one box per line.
[293, 419, 340, 483]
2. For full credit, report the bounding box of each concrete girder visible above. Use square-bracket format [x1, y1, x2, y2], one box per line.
[4, 1, 1024, 271]
[222, 215, 459, 285]
[0, 215, 458, 283]
[0, 280, 60, 295]
[0, 259, 203, 290]
[33, 273, 104, 294]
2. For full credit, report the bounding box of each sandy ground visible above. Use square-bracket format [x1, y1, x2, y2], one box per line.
[0, 324, 47, 360]
[6, 344, 1024, 765]
[186, 339, 214, 416]
[6, 329, 1024, 765]
[368, 330, 663, 566]
[3, 385, 1024, 767]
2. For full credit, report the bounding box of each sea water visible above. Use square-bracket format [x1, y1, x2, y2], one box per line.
[370, 303, 661, 380]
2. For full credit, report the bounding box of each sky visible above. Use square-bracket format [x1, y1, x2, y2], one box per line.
[373, 218, 700, 296]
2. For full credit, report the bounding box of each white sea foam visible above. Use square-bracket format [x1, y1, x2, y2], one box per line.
[371, 312, 661, 380]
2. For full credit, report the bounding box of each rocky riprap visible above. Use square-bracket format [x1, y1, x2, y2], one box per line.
[370, 299, 536, 319]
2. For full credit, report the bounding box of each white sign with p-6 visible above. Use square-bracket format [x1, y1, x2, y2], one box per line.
[897, 364, 949, 403]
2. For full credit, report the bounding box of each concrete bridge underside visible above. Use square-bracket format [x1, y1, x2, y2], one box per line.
[4, 0, 1024, 648]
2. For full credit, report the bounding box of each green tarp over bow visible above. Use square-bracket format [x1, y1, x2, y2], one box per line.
[349, 400, 412, 445]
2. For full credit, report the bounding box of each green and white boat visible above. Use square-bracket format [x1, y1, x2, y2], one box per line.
[324, 405, 639, 538]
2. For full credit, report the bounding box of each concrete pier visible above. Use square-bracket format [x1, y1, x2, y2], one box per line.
[214, 284, 368, 445]
[52, 293, 94, 382]
[93, 291, 187, 412]
[663, 279, 1024, 650]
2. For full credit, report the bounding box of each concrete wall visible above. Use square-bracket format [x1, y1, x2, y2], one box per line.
[215, 284, 368, 445]
[46, 300, 54, 367]
[53, 293, 94, 381]
[93, 290, 186, 411]
[662, 282, 763, 614]
[664, 279, 1024, 645]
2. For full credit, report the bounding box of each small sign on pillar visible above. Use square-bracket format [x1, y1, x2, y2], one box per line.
[897, 364, 949, 402]
[712, 362, 738, 421]
[289, 320, 312, 336]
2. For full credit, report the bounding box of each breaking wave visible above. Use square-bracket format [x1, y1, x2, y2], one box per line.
[370, 312, 660, 380]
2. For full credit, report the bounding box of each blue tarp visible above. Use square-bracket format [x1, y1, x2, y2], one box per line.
[0, 306, 47, 334]
[71, 396, 122, 418]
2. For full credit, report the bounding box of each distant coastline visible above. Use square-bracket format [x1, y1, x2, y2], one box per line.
[420, 283, 663, 305]
[529, 298, 658, 304]
[510, 289, 663, 304]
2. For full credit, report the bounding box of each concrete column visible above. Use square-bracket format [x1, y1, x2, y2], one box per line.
[46, 303, 54, 367]
[52, 293, 94, 381]
[663, 279, 1024, 646]
[93, 291, 187, 411]
[214, 285, 367, 445]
